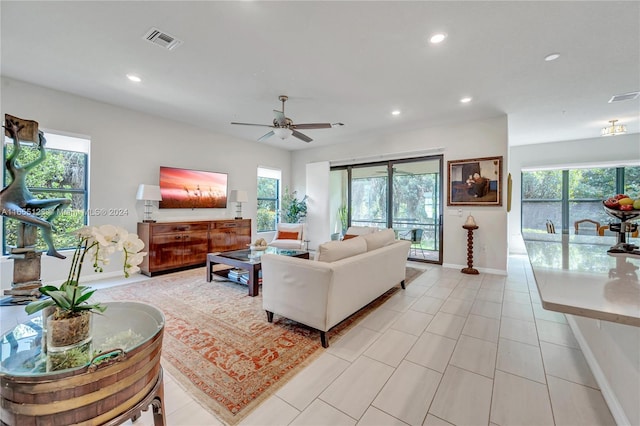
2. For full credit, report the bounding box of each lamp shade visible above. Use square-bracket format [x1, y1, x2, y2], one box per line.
[136, 184, 162, 201]
[273, 127, 293, 140]
[229, 189, 248, 203]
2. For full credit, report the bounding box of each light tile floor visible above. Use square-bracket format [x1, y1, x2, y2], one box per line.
[0, 255, 616, 426]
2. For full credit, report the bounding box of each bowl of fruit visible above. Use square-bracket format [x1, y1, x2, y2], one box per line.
[603, 194, 640, 221]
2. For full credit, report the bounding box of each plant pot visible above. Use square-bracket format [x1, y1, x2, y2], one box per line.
[46, 340, 92, 372]
[46, 310, 92, 350]
[45, 311, 93, 372]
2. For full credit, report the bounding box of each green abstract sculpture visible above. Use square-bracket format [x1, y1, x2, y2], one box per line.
[1, 115, 71, 258]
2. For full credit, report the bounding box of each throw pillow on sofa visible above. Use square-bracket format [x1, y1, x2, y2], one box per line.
[361, 228, 396, 251]
[317, 237, 367, 262]
[276, 230, 299, 240]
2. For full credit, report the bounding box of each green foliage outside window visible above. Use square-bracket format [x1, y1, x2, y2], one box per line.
[3, 142, 87, 255]
[624, 166, 640, 195]
[569, 168, 616, 199]
[522, 170, 562, 200]
[257, 176, 278, 232]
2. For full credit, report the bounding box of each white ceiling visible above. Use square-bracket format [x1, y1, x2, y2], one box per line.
[1, 1, 638, 151]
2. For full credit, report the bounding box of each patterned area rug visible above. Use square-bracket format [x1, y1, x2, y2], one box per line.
[96, 266, 424, 425]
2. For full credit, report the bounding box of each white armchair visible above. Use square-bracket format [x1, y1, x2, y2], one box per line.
[269, 223, 306, 249]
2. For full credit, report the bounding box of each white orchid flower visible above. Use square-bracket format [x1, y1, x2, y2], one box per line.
[123, 234, 145, 254]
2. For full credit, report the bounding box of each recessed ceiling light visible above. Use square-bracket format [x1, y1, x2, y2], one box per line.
[460, 97, 472, 103]
[391, 110, 401, 116]
[127, 74, 142, 83]
[429, 33, 447, 44]
[544, 53, 560, 62]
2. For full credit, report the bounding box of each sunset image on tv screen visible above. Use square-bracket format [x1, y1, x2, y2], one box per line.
[159, 166, 227, 209]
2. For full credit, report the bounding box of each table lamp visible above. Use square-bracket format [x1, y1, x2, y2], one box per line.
[229, 190, 248, 219]
[136, 184, 163, 222]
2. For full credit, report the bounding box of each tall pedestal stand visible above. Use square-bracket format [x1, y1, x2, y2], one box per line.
[461, 224, 479, 275]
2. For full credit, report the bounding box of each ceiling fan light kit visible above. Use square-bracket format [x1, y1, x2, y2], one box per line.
[273, 127, 293, 140]
[231, 95, 336, 143]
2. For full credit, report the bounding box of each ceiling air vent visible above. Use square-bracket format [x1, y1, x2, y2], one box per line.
[143, 27, 182, 50]
[608, 91, 639, 103]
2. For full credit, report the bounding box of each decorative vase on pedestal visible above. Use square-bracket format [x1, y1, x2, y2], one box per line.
[45, 310, 93, 371]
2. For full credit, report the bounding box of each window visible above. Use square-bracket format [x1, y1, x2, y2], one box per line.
[331, 156, 443, 264]
[257, 167, 281, 232]
[521, 170, 562, 235]
[521, 165, 639, 237]
[3, 132, 89, 255]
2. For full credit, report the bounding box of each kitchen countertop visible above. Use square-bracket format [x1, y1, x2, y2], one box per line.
[524, 234, 640, 327]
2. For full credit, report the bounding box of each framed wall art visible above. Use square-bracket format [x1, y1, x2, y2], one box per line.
[447, 156, 502, 206]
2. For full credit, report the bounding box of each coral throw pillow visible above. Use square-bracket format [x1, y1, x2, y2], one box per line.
[276, 231, 299, 240]
[342, 234, 358, 240]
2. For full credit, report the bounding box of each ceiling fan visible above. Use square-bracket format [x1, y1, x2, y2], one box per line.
[231, 95, 340, 143]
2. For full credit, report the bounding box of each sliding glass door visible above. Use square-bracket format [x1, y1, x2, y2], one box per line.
[391, 159, 442, 263]
[350, 164, 388, 228]
[330, 156, 443, 264]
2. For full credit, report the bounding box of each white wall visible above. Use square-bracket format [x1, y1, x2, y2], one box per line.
[509, 134, 640, 254]
[0, 77, 291, 289]
[305, 162, 330, 250]
[292, 116, 509, 273]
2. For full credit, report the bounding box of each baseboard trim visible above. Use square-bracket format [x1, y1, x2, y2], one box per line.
[47, 270, 127, 287]
[441, 263, 507, 276]
[566, 315, 630, 426]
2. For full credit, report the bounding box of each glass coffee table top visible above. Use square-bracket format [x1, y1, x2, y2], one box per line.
[0, 301, 164, 376]
[218, 247, 309, 263]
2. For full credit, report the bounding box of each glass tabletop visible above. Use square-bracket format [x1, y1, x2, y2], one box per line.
[216, 247, 308, 263]
[0, 301, 164, 377]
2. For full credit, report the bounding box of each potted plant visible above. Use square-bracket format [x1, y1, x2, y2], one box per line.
[280, 187, 308, 223]
[337, 205, 348, 235]
[25, 225, 146, 370]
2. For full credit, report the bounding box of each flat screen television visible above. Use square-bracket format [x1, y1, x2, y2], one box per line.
[159, 166, 227, 209]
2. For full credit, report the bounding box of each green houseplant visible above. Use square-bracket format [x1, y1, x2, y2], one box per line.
[280, 187, 308, 223]
[337, 205, 348, 235]
[25, 225, 145, 369]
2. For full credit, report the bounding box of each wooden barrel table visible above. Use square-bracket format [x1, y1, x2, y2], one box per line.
[0, 302, 165, 426]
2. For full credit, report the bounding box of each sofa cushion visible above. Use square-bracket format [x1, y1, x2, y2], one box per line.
[342, 234, 358, 240]
[269, 239, 304, 249]
[277, 230, 300, 240]
[361, 228, 396, 251]
[345, 226, 380, 235]
[317, 237, 367, 263]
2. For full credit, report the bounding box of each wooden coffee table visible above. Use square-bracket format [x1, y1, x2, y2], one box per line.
[206, 247, 310, 296]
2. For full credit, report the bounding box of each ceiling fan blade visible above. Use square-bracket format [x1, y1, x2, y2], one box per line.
[257, 131, 275, 142]
[291, 123, 332, 130]
[273, 110, 287, 126]
[231, 122, 273, 128]
[292, 130, 313, 143]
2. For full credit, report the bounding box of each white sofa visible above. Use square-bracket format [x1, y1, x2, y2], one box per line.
[261, 228, 411, 347]
[268, 222, 306, 249]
